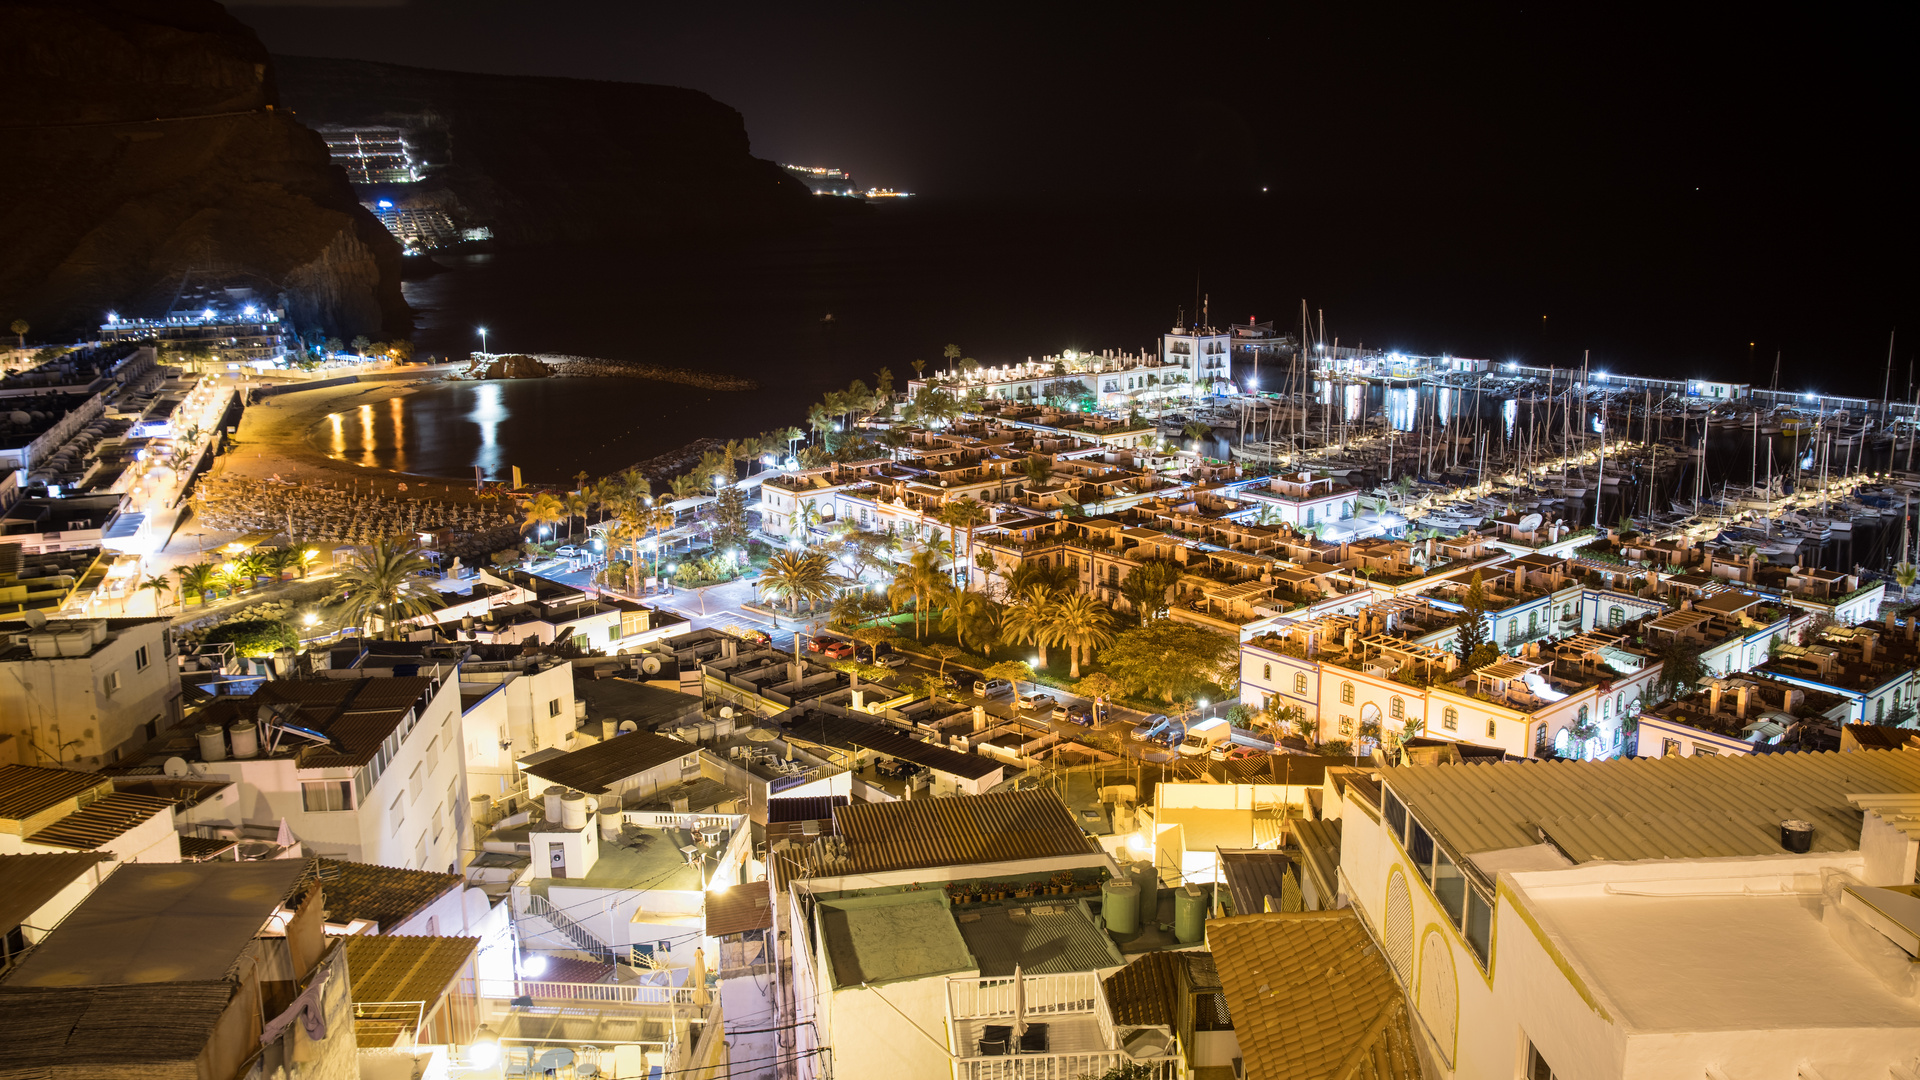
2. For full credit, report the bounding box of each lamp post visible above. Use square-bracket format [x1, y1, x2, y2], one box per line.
[477, 326, 489, 355]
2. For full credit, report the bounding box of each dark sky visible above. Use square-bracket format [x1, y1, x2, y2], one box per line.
[231, 2, 1912, 390]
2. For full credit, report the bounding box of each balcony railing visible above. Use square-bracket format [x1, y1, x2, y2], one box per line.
[947, 971, 1103, 1020]
[955, 1053, 1179, 1080]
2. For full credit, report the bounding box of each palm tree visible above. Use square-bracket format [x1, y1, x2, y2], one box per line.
[332, 537, 442, 639]
[1022, 456, 1053, 487]
[9, 319, 26, 349]
[521, 492, 567, 543]
[1897, 563, 1919, 600]
[761, 551, 833, 615]
[138, 575, 173, 614]
[910, 359, 926, 379]
[668, 473, 703, 500]
[943, 343, 962, 376]
[939, 500, 991, 590]
[1053, 592, 1116, 678]
[1002, 584, 1062, 669]
[940, 590, 1002, 654]
[261, 546, 302, 583]
[563, 491, 595, 542]
[176, 563, 219, 606]
[888, 548, 950, 638]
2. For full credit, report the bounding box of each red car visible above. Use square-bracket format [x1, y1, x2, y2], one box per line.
[823, 641, 855, 660]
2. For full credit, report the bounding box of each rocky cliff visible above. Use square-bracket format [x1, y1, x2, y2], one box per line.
[270, 55, 835, 247]
[0, 0, 408, 340]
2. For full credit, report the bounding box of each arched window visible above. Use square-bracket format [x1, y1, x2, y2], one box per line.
[1442, 706, 1459, 731]
[1341, 682, 1355, 705]
[1390, 697, 1406, 720]
[1554, 728, 1572, 756]
[1263, 662, 1272, 681]
[1487, 719, 1498, 738]
[1608, 605, 1626, 628]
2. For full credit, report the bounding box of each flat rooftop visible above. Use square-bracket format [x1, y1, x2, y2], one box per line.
[817, 892, 975, 988]
[1527, 886, 1920, 1036]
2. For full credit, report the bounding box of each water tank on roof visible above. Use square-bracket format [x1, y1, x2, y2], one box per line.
[1174, 884, 1207, 943]
[1132, 859, 1160, 923]
[544, 786, 567, 822]
[561, 790, 588, 830]
[1102, 879, 1140, 936]
[229, 721, 259, 759]
[198, 725, 227, 762]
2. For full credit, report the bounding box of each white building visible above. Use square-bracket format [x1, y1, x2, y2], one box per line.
[1162, 324, 1232, 393]
[120, 665, 470, 872]
[0, 616, 182, 768]
[0, 764, 182, 863]
[1338, 751, 1920, 1078]
[456, 651, 579, 799]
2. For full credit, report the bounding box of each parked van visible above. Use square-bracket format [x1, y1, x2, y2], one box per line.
[1178, 717, 1232, 756]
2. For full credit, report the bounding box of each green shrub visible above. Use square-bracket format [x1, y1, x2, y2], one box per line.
[204, 619, 299, 657]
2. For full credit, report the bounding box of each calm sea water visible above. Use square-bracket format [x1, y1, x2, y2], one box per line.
[385, 195, 1909, 485]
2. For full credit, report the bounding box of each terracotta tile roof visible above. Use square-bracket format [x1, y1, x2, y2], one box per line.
[521, 730, 693, 795]
[1102, 950, 1223, 1027]
[705, 880, 774, 937]
[288, 857, 462, 932]
[24, 793, 173, 850]
[0, 982, 237, 1074]
[1208, 911, 1425, 1080]
[0, 852, 110, 933]
[0, 765, 108, 820]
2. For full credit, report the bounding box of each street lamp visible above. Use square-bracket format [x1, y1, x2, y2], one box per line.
[477, 326, 489, 354]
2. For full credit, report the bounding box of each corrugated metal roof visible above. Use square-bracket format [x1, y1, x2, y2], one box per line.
[0, 852, 110, 933]
[0, 981, 236, 1075]
[1220, 850, 1294, 916]
[830, 789, 1100, 875]
[780, 713, 1004, 780]
[952, 902, 1121, 977]
[521, 730, 692, 794]
[288, 857, 461, 932]
[342, 934, 476, 1004]
[1384, 750, 1920, 864]
[0, 766, 108, 821]
[1208, 911, 1425, 1080]
[767, 794, 848, 823]
[24, 793, 172, 850]
[705, 880, 774, 937]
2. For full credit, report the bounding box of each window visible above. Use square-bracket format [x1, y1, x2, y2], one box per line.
[1294, 672, 1309, 695]
[302, 780, 352, 812]
[1487, 719, 1498, 738]
[134, 645, 150, 671]
[390, 794, 405, 830]
[1442, 706, 1458, 731]
[549, 698, 562, 718]
[425, 736, 439, 776]
[409, 763, 425, 803]
[1464, 887, 1493, 967]
[103, 671, 121, 693]
[415, 833, 428, 867]
[432, 803, 444, 842]
[1389, 697, 1405, 721]
[1526, 1040, 1562, 1080]
[1693, 744, 1718, 757]
[1340, 682, 1354, 705]
[1383, 787, 1408, 843]
[1608, 605, 1625, 628]
[1262, 662, 1272, 681]
[1408, 822, 1435, 884]
[1433, 848, 1466, 928]
[1661, 737, 1681, 757]
[1339, 716, 1354, 736]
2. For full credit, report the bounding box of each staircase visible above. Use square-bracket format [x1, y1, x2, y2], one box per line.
[525, 893, 614, 963]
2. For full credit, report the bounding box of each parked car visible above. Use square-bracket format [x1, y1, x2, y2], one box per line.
[879, 652, 908, 669]
[1130, 714, 1171, 741]
[974, 677, 1012, 698]
[940, 672, 963, 689]
[1221, 745, 1261, 761]
[1063, 702, 1094, 726]
[823, 641, 855, 660]
[554, 544, 582, 558]
[1017, 692, 1054, 714]
[741, 629, 772, 646]
[805, 638, 827, 654]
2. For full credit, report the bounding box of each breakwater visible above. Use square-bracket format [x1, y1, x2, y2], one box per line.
[535, 353, 759, 391]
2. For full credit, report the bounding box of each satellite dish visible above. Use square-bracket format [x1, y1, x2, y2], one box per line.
[617, 720, 638, 734]
[1516, 513, 1544, 533]
[23, 610, 47, 630]
[640, 656, 663, 675]
[163, 756, 190, 778]
[719, 706, 735, 720]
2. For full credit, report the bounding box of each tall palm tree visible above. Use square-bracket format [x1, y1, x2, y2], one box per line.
[138, 575, 173, 614]
[939, 500, 990, 590]
[888, 548, 949, 638]
[668, 473, 704, 500]
[333, 537, 442, 639]
[521, 492, 567, 542]
[1053, 592, 1116, 678]
[761, 551, 833, 615]
[1897, 562, 1919, 600]
[176, 563, 219, 606]
[563, 491, 595, 542]
[1002, 584, 1062, 668]
[1022, 456, 1053, 487]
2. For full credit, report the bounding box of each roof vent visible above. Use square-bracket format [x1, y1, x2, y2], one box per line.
[1779, 819, 1814, 853]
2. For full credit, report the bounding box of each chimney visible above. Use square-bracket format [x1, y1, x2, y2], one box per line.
[974, 705, 987, 732]
[1708, 683, 1723, 714]
[1861, 634, 1876, 664]
[1734, 685, 1750, 719]
[852, 689, 866, 712]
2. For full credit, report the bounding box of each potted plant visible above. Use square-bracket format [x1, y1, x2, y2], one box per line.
[946, 881, 972, 905]
[1051, 870, 1077, 893]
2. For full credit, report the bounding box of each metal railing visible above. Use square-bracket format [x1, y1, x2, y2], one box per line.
[956, 1053, 1179, 1080]
[523, 893, 613, 962]
[947, 972, 1102, 1021]
[478, 978, 704, 1007]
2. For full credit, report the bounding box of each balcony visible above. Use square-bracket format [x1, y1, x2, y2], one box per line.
[944, 972, 1180, 1080]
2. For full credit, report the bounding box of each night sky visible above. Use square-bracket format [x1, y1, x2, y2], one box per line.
[231, 1, 1912, 391]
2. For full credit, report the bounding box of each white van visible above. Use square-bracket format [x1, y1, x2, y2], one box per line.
[1178, 717, 1232, 756]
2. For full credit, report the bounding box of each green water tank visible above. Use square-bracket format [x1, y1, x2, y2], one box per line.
[1102, 879, 1140, 936]
[1174, 884, 1207, 943]
[1132, 859, 1160, 926]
